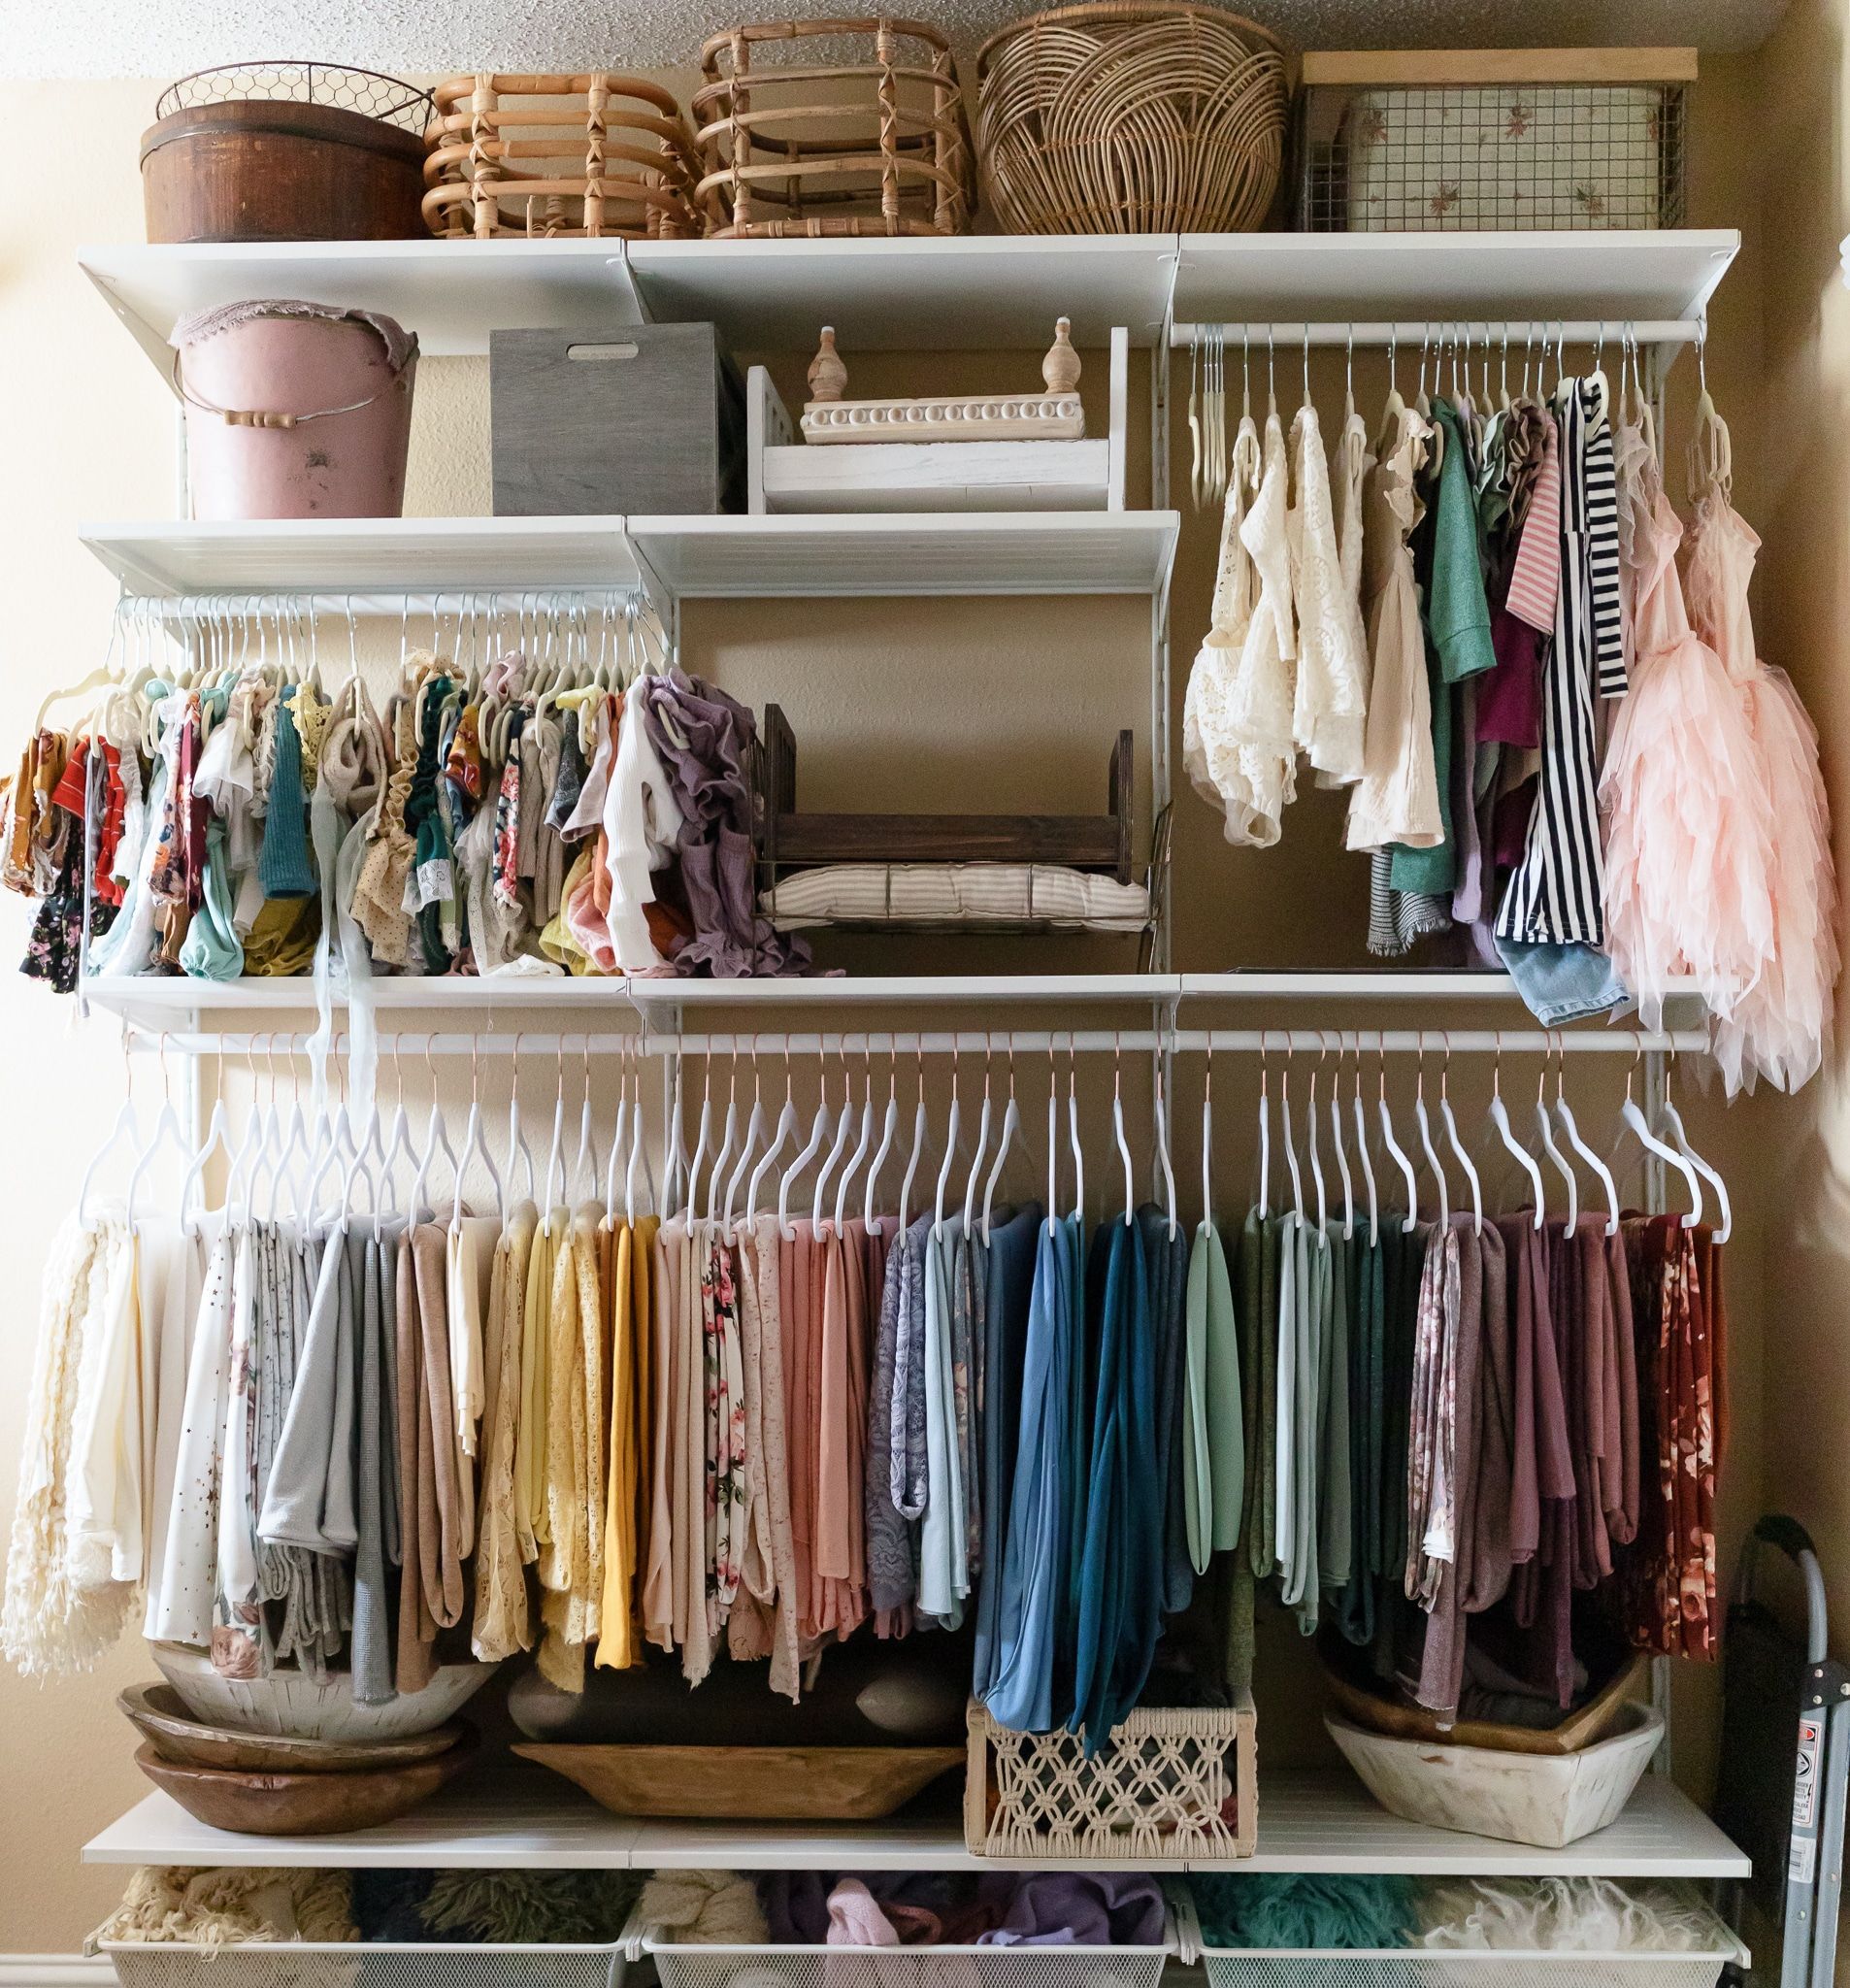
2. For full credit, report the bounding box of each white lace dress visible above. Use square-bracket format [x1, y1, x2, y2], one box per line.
[1288, 400, 1371, 787]
[1183, 411, 1298, 847]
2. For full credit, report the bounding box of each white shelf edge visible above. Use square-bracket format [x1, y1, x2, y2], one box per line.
[83, 1773, 1748, 1877]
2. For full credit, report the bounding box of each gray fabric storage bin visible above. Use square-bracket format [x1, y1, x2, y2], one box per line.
[490, 322, 746, 515]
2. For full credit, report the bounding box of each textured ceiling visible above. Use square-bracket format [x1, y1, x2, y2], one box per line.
[8, 0, 1793, 79]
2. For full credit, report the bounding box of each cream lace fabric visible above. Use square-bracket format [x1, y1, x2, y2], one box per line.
[1346, 403, 1443, 852]
[1291, 399, 1373, 788]
[1184, 412, 1300, 847]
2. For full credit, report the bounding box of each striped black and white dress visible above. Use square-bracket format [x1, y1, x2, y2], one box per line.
[1495, 375, 1627, 947]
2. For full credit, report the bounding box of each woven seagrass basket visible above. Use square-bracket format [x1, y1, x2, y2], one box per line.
[975, 1, 1288, 234]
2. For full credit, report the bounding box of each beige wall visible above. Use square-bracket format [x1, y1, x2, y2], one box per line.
[0, 55, 1804, 1953]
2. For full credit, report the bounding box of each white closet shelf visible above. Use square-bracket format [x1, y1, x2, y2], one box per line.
[82, 517, 644, 598]
[84, 1771, 1746, 1876]
[626, 513, 1178, 597]
[1171, 229, 1738, 329]
[74, 971, 1674, 1031]
[79, 231, 1739, 373]
[79, 238, 642, 370]
[80, 513, 1177, 602]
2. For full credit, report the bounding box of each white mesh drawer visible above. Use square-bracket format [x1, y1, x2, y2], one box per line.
[103, 1943, 625, 1988]
[648, 1942, 1169, 1988]
[1201, 1951, 1739, 1988]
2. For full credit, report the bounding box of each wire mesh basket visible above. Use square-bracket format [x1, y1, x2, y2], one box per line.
[1200, 1952, 1742, 1988]
[155, 63, 433, 133]
[102, 1944, 624, 1988]
[648, 1939, 1171, 1988]
[1294, 50, 1692, 231]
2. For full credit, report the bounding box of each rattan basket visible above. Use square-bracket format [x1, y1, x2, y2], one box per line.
[423, 72, 705, 240]
[693, 18, 975, 238]
[975, 1, 1288, 234]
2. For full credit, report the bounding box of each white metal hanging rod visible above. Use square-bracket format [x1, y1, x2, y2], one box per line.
[1170, 318, 1698, 349]
[124, 588, 652, 621]
[126, 1025, 1709, 1059]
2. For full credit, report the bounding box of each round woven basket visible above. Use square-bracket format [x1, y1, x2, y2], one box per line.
[975, 1, 1287, 234]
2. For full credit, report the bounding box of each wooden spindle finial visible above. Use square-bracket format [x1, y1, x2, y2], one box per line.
[808, 326, 847, 404]
[1041, 316, 1080, 395]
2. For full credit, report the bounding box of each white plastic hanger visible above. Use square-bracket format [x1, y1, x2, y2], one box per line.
[864, 1042, 902, 1234]
[835, 1042, 877, 1235]
[662, 1056, 688, 1220]
[1305, 1044, 1328, 1232]
[722, 1041, 771, 1242]
[1553, 1041, 1617, 1236]
[1064, 1036, 1085, 1225]
[980, 1042, 1024, 1242]
[779, 1053, 835, 1241]
[681, 1053, 714, 1234]
[1437, 1037, 1483, 1235]
[932, 1045, 964, 1236]
[1657, 1055, 1732, 1243]
[960, 1039, 996, 1236]
[898, 1039, 932, 1234]
[506, 1035, 538, 1206]
[624, 1043, 656, 1223]
[1326, 1034, 1355, 1242]
[704, 1047, 742, 1231]
[747, 1048, 802, 1228]
[378, 1039, 419, 1220]
[1412, 1042, 1452, 1229]
[410, 1040, 460, 1225]
[811, 1056, 856, 1232]
[1350, 1040, 1379, 1246]
[125, 1036, 191, 1235]
[1199, 1041, 1215, 1234]
[1043, 1039, 1061, 1238]
[451, 1037, 502, 1225]
[180, 1048, 233, 1232]
[1532, 1040, 1578, 1228]
[1485, 1039, 1545, 1231]
[1376, 1038, 1419, 1232]
[1152, 1050, 1178, 1240]
[606, 1046, 632, 1229]
[1110, 1034, 1135, 1226]
[1619, 1040, 1702, 1227]
[571, 1036, 601, 1210]
[1278, 1044, 1305, 1225]
[1255, 1037, 1272, 1219]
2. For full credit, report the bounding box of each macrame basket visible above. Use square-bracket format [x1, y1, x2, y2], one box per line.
[965, 1692, 1258, 1861]
[423, 72, 706, 239]
[692, 18, 975, 239]
[975, 1, 1288, 234]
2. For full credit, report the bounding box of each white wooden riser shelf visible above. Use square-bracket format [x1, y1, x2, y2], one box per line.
[79, 231, 1739, 365]
[81, 514, 1179, 604]
[84, 1772, 1746, 1877]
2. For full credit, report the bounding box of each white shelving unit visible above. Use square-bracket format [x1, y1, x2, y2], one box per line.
[84, 1773, 1746, 1877]
[69, 222, 1745, 1894]
[79, 230, 1738, 370]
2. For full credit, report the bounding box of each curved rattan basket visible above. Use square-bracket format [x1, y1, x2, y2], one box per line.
[423, 72, 706, 240]
[693, 18, 974, 239]
[975, 1, 1287, 234]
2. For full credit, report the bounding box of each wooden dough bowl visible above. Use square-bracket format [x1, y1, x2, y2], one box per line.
[120, 1682, 462, 1774]
[513, 1742, 964, 1819]
[133, 1726, 476, 1835]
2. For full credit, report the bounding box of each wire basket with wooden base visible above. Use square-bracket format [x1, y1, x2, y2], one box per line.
[965, 1691, 1257, 1861]
[975, 1, 1288, 234]
[423, 72, 705, 240]
[693, 17, 974, 238]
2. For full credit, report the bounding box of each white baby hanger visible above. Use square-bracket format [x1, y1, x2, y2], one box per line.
[1350, 1038, 1379, 1246]
[960, 1037, 996, 1236]
[1531, 1039, 1577, 1228]
[1326, 1034, 1355, 1242]
[1278, 1041, 1305, 1226]
[1437, 1036, 1484, 1235]
[180, 1046, 233, 1232]
[932, 1044, 964, 1236]
[746, 1046, 802, 1228]
[1618, 1040, 1702, 1227]
[1110, 1033, 1135, 1225]
[980, 1040, 1024, 1242]
[1552, 1039, 1617, 1236]
[1412, 1041, 1452, 1229]
[705, 1047, 743, 1231]
[780, 1051, 835, 1240]
[1199, 1040, 1214, 1231]
[1064, 1035, 1086, 1225]
[1376, 1037, 1419, 1232]
[1153, 1049, 1178, 1240]
[1043, 1038, 1061, 1236]
[899, 1039, 932, 1233]
[1305, 1042, 1328, 1232]
[1254, 1036, 1272, 1220]
[125, 1035, 191, 1235]
[864, 1042, 902, 1234]
[811, 1054, 857, 1232]
[835, 1039, 877, 1235]
[722, 1040, 771, 1242]
[1486, 1038, 1546, 1231]
[682, 1051, 714, 1231]
[505, 1036, 539, 1207]
[1656, 1053, 1732, 1243]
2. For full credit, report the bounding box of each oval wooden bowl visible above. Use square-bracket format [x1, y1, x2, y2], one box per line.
[513, 1742, 964, 1819]
[149, 1641, 496, 1740]
[132, 1726, 476, 1836]
[120, 1683, 463, 1774]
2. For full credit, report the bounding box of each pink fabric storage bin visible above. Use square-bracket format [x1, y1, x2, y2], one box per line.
[173, 298, 418, 518]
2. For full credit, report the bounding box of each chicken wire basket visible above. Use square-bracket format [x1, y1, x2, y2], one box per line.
[1294, 50, 1693, 231]
[102, 1944, 624, 1988]
[155, 62, 434, 132]
[965, 1692, 1256, 1861]
[1200, 1952, 1744, 1988]
[646, 1940, 1170, 1988]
